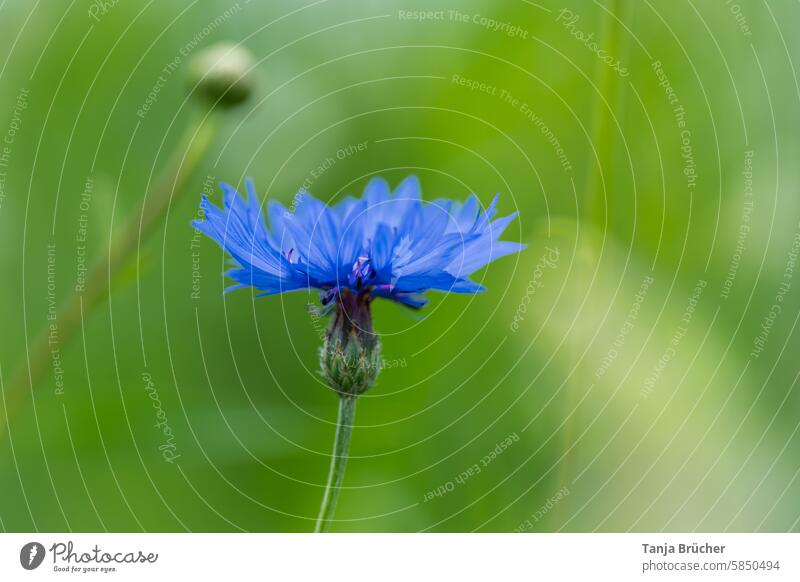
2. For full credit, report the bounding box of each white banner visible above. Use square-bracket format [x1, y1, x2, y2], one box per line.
[0, 533, 797, 581]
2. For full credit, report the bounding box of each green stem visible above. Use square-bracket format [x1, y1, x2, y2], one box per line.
[315, 395, 357, 533]
[582, 0, 627, 229]
[1, 110, 219, 439]
[556, 0, 632, 528]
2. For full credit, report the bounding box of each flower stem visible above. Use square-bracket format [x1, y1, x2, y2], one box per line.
[556, 0, 633, 528]
[582, 0, 630, 229]
[0, 110, 219, 441]
[315, 395, 357, 533]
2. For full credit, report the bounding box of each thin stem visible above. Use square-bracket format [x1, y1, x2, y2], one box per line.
[582, 0, 628, 229]
[315, 395, 357, 533]
[557, 0, 632, 528]
[0, 110, 220, 440]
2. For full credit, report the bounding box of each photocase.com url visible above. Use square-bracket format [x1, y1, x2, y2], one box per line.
[642, 560, 782, 574]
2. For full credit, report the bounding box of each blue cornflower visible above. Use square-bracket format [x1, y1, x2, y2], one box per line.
[192, 175, 524, 310]
[193, 175, 524, 531]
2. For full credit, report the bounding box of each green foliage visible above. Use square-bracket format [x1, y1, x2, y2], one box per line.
[1, 0, 798, 533]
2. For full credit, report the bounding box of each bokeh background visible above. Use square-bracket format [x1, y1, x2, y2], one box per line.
[1, 0, 799, 532]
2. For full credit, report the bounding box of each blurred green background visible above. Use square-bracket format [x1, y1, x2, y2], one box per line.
[1, 0, 799, 532]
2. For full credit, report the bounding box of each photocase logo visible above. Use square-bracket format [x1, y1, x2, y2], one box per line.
[19, 542, 46, 570]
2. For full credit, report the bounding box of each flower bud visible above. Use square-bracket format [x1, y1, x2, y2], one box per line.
[319, 291, 381, 396]
[187, 42, 255, 108]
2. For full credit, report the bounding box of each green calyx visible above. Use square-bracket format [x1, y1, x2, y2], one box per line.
[319, 291, 381, 397]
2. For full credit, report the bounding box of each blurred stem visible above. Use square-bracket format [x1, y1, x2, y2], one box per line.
[315, 395, 357, 533]
[557, 0, 632, 527]
[582, 0, 628, 229]
[1, 110, 219, 439]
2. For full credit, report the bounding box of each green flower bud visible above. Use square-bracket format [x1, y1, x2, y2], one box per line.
[187, 42, 256, 108]
[319, 291, 381, 396]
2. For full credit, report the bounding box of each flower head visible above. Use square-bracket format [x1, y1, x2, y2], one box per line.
[193, 175, 524, 310]
[194, 176, 524, 525]
[187, 42, 256, 108]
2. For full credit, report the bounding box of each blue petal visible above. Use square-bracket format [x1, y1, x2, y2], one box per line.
[191, 175, 524, 307]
